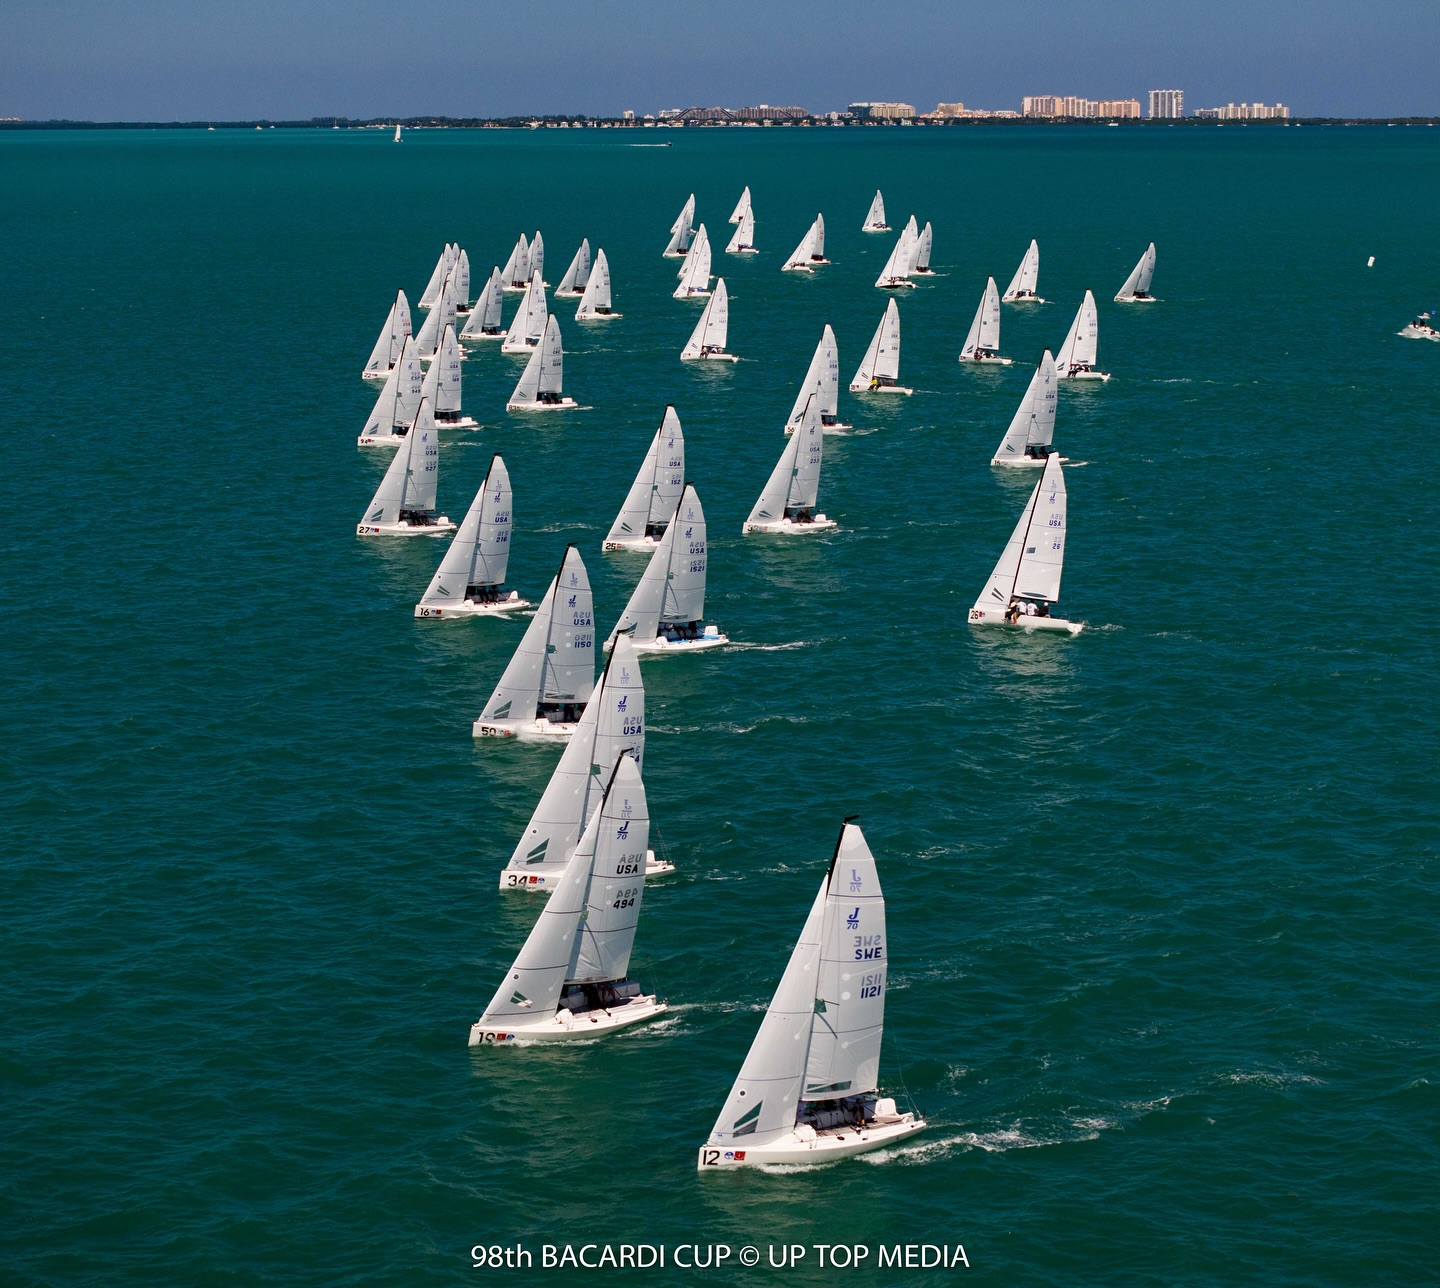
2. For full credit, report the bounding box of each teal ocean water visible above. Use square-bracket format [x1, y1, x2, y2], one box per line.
[3, 125, 1438, 1285]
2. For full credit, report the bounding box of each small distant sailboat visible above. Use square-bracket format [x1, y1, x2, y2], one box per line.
[507, 316, 577, 411]
[782, 215, 828, 271]
[361, 289, 413, 381]
[744, 396, 836, 534]
[500, 271, 548, 354]
[958, 277, 1011, 364]
[473, 544, 595, 739]
[357, 335, 423, 446]
[1002, 239, 1043, 302]
[969, 454, 1083, 634]
[394, 124, 402, 143]
[909, 220, 934, 276]
[575, 249, 621, 320]
[1399, 310, 1440, 340]
[850, 299, 911, 394]
[728, 186, 752, 224]
[459, 267, 505, 339]
[664, 194, 697, 257]
[501, 234, 531, 292]
[674, 225, 713, 299]
[725, 207, 757, 255]
[681, 278, 736, 361]
[470, 755, 667, 1045]
[497, 635, 671, 891]
[697, 821, 925, 1170]
[604, 407, 685, 552]
[554, 239, 591, 297]
[1114, 242, 1157, 302]
[786, 325, 849, 433]
[606, 484, 728, 653]
[1054, 290, 1110, 380]
[990, 351, 1060, 467]
[419, 244, 457, 311]
[875, 222, 917, 289]
[356, 398, 455, 536]
[415, 454, 528, 618]
[424, 324, 478, 427]
[861, 189, 889, 232]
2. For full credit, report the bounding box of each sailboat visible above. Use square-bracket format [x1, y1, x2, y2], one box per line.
[875, 222, 917, 289]
[424, 324, 478, 428]
[412, 270, 458, 362]
[1002, 239, 1043, 302]
[451, 249, 472, 315]
[664, 194, 696, 257]
[356, 398, 455, 536]
[849, 299, 911, 394]
[419, 244, 457, 311]
[362, 289, 412, 381]
[473, 544, 595, 739]
[500, 270, 548, 353]
[357, 335, 423, 446]
[958, 277, 1011, 364]
[460, 267, 505, 339]
[554, 239, 592, 297]
[604, 407, 685, 552]
[697, 821, 925, 1169]
[575, 249, 621, 320]
[394, 124, 402, 143]
[415, 454, 528, 617]
[781, 215, 828, 271]
[728, 186, 752, 224]
[861, 189, 889, 232]
[673, 225, 713, 299]
[527, 231, 546, 286]
[469, 755, 666, 1044]
[507, 316, 577, 411]
[909, 221, 934, 276]
[681, 279, 736, 361]
[1114, 242, 1157, 302]
[744, 396, 836, 534]
[990, 351, 1060, 467]
[605, 484, 728, 653]
[725, 207, 757, 255]
[497, 635, 672, 889]
[786, 325, 850, 432]
[1054, 291, 1110, 380]
[502, 234, 531, 291]
[969, 454, 1082, 634]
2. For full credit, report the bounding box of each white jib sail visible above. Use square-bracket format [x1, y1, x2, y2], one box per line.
[1116, 242, 1156, 300]
[749, 396, 822, 525]
[671, 193, 696, 234]
[813, 213, 826, 260]
[974, 453, 1068, 614]
[555, 239, 591, 295]
[875, 225, 915, 287]
[674, 227, 712, 297]
[862, 189, 887, 231]
[850, 300, 901, 388]
[1055, 291, 1099, 373]
[419, 454, 513, 607]
[360, 398, 438, 524]
[681, 279, 729, 358]
[363, 289, 412, 376]
[992, 351, 1058, 461]
[728, 186, 751, 224]
[361, 335, 423, 440]
[461, 268, 504, 337]
[959, 278, 1002, 357]
[419, 245, 452, 309]
[911, 221, 933, 273]
[782, 222, 817, 270]
[725, 209, 755, 253]
[606, 407, 685, 544]
[899, 215, 918, 263]
[503, 271, 548, 350]
[786, 326, 839, 429]
[501, 634, 645, 885]
[479, 545, 594, 724]
[607, 484, 708, 643]
[1004, 240, 1039, 298]
[576, 249, 613, 318]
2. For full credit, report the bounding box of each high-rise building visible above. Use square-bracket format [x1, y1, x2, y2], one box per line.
[1096, 99, 1141, 119]
[848, 102, 917, 120]
[1148, 89, 1184, 119]
[1193, 102, 1290, 120]
[1022, 96, 1060, 117]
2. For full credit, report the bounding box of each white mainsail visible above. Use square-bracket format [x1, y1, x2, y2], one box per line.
[786, 325, 842, 431]
[527, 231, 545, 285]
[680, 278, 730, 359]
[875, 223, 916, 288]
[849, 299, 903, 390]
[575, 248, 618, 319]
[607, 485, 710, 644]
[555, 239, 591, 296]
[419, 244, 456, 310]
[1054, 290, 1100, 376]
[674, 226, 712, 298]
[958, 277, 1003, 359]
[363, 289, 412, 378]
[359, 398, 439, 525]
[728, 186, 752, 224]
[418, 454, 513, 607]
[502, 234, 530, 290]
[508, 315, 568, 408]
[477, 545, 595, 726]
[501, 271, 548, 352]
[359, 335, 423, 443]
[1003, 239, 1040, 300]
[452, 249, 471, 311]
[604, 408, 685, 548]
[1115, 242, 1157, 301]
[460, 267, 505, 338]
[910, 221, 933, 274]
[991, 351, 1058, 464]
[725, 208, 756, 254]
[664, 194, 696, 256]
[862, 190, 888, 232]
[974, 453, 1068, 613]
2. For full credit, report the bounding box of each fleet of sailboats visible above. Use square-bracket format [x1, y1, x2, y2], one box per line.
[604, 408, 685, 551]
[415, 454, 528, 617]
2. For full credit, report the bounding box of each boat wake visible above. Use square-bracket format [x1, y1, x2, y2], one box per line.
[857, 1132, 972, 1166]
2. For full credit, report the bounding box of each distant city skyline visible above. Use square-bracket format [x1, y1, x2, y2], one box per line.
[2, 0, 1435, 122]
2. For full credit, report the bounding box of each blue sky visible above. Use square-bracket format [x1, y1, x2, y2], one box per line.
[2, 0, 1436, 120]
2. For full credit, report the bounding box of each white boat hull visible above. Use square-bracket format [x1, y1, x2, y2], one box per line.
[990, 454, 1066, 468]
[460, 331, 505, 342]
[1059, 369, 1111, 382]
[414, 594, 531, 619]
[674, 289, 712, 300]
[356, 517, 455, 537]
[1399, 325, 1440, 341]
[577, 311, 623, 321]
[469, 994, 667, 1046]
[472, 717, 582, 741]
[969, 606, 1083, 635]
[862, 225, 890, 233]
[876, 279, 915, 290]
[500, 340, 540, 355]
[604, 629, 728, 655]
[356, 433, 403, 448]
[1115, 295, 1158, 304]
[681, 352, 738, 363]
[743, 515, 838, 535]
[960, 355, 1012, 365]
[698, 1114, 925, 1170]
[1003, 293, 1046, 303]
[498, 850, 672, 891]
[435, 415, 481, 429]
[849, 382, 912, 395]
[507, 397, 579, 412]
[361, 369, 391, 383]
[602, 534, 665, 552]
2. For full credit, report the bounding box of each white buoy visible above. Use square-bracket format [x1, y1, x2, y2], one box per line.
[1367, 256, 1375, 267]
